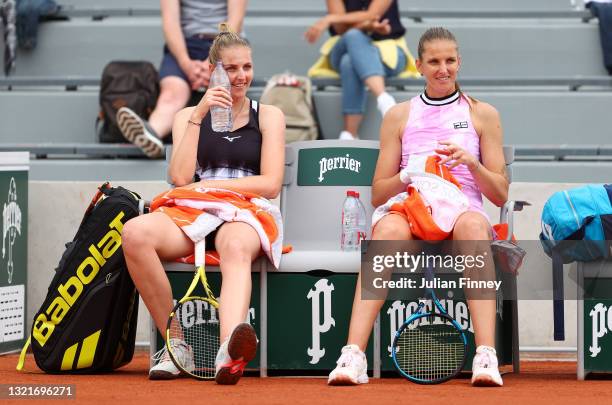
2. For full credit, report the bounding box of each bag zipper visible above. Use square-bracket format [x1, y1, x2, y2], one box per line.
[564, 190, 581, 228]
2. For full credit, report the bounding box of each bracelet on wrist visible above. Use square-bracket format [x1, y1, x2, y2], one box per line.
[188, 119, 201, 127]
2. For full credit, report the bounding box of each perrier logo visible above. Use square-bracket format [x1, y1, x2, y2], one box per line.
[319, 154, 361, 182]
[2, 177, 22, 284]
[297, 147, 378, 186]
[589, 302, 612, 358]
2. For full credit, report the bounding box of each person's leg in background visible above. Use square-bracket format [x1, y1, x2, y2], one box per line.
[117, 37, 212, 158]
[149, 37, 212, 140]
[588, 2, 612, 75]
[334, 53, 368, 139]
[340, 29, 399, 115]
[330, 29, 406, 139]
[147, 77, 191, 139]
[330, 33, 366, 140]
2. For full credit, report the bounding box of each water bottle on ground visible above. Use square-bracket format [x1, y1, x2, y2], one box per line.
[209, 61, 232, 132]
[341, 190, 367, 251]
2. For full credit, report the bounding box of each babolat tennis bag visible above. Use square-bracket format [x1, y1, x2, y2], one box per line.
[539, 184, 612, 341]
[17, 182, 145, 373]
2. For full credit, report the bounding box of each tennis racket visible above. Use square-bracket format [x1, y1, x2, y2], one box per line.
[165, 239, 220, 380]
[391, 265, 467, 384]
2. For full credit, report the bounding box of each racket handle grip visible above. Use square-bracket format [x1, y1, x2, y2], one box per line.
[195, 239, 206, 266]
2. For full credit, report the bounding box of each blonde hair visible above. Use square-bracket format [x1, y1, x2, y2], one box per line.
[208, 22, 250, 64]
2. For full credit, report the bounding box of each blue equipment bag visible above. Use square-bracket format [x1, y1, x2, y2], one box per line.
[540, 184, 612, 341]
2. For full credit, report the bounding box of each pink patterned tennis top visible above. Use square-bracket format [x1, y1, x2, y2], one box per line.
[400, 90, 486, 218]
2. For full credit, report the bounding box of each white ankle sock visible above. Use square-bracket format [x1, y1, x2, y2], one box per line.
[377, 92, 396, 116]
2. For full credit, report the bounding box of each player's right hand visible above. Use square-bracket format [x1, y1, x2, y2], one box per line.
[192, 86, 233, 120]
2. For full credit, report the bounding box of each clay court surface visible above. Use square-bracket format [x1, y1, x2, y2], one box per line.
[1, 352, 610, 404]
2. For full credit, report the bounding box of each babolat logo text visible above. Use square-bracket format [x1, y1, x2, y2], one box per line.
[318, 154, 361, 182]
[589, 303, 612, 358]
[33, 212, 126, 347]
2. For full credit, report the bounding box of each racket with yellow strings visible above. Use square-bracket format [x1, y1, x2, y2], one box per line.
[165, 239, 220, 379]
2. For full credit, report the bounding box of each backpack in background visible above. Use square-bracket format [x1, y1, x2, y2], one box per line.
[18, 183, 144, 373]
[259, 73, 320, 143]
[97, 61, 159, 143]
[540, 184, 612, 263]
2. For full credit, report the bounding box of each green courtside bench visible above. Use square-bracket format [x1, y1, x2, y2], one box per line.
[151, 140, 522, 377]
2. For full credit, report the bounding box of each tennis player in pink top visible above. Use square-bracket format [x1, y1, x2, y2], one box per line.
[328, 27, 509, 387]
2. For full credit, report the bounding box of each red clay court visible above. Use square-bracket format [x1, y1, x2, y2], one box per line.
[1, 352, 610, 405]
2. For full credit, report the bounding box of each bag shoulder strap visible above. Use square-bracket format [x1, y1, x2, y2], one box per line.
[16, 336, 31, 371]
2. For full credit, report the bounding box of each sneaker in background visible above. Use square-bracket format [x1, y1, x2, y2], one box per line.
[116, 107, 164, 159]
[338, 130, 356, 140]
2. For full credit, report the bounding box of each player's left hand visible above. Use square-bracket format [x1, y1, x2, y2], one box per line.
[436, 140, 480, 170]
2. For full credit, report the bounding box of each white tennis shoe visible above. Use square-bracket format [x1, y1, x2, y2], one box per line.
[328, 344, 369, 385]
[215, 323, 258, 385]
[471, 345, 503, 387]
[149, 338, 194, 380]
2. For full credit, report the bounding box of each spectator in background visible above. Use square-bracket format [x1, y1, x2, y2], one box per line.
[585, 0, 612, 75]
[305, 0, 419, 140]
[116, 0, 247, 158]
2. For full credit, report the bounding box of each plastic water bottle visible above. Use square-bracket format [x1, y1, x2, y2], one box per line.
[341, 190, 367, 251]
[209, 61, 232, 132]
[356, 193, 367, 243]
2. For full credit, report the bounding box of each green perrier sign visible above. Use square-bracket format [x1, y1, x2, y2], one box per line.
[583, 277, 612, 373]
[297, 147, 379, 186]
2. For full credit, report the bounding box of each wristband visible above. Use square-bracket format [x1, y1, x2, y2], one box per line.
[399, 167, 412, 184]
[188, 119, 201, 127]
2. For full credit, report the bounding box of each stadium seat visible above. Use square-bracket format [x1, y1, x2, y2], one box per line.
[56, 0, 581, 14]
[312, 91, 612, 146]
[0, 17, 606, 78]
[1, 82, 611, 182]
